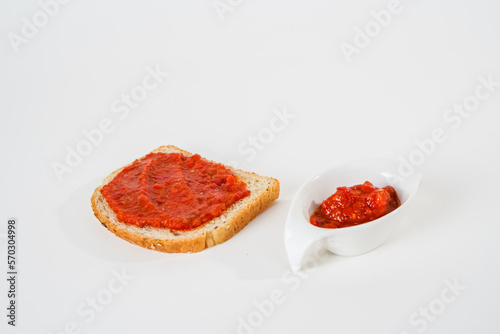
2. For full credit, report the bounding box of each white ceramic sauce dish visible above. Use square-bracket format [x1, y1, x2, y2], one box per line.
[284, 158, 421, 272]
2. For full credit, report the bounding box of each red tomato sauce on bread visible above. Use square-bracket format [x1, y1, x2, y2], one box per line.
[101, 152, 250, 230]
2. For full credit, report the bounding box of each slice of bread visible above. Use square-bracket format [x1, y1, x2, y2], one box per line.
[91, 145, 280, 253]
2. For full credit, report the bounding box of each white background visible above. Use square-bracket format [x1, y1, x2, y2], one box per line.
[1, 0, 500, 333]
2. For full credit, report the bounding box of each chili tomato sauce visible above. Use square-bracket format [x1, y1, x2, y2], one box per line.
[310, 181, 400, 229]
[101, 152, 250, 230]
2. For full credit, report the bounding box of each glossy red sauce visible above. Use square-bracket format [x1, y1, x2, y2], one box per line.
[101, 152, 250, 230]
[310, 181, 400, 228]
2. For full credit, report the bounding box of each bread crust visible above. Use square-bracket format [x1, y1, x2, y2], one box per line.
[91, 145, 280, 253]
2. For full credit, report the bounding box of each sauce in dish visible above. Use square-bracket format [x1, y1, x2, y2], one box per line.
[310, 181, 400, 229]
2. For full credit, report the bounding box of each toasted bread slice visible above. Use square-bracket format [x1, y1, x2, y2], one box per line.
[91, 145, 280, 253]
